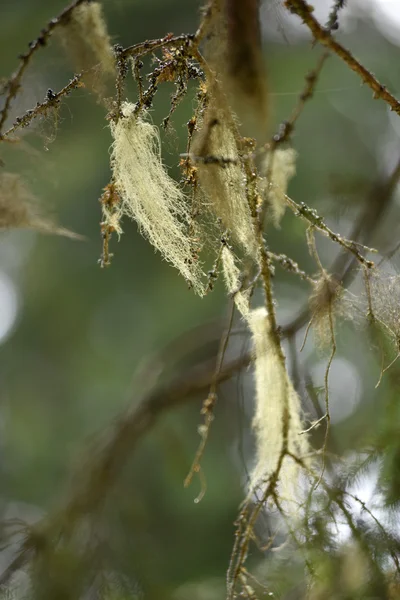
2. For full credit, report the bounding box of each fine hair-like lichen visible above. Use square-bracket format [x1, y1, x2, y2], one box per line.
[3, 1, 400, 597]
[0, 172, 80, 238]
[248, 307, 310, 511]
[110, 103, 205, 294]
[58, 1, 115, 95]
[191, 101, 257, 258]
[262, 148, 297, 227]
[221, 245, 250, 318]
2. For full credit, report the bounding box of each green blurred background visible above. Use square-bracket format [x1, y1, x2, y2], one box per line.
[1, 0, 400, 597]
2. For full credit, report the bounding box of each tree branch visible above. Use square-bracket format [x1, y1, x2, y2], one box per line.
[0, 350, 251, 588]
[0, 0, 92, 133]
[0, 74, 83, 140]
[284, 0, 400, 116]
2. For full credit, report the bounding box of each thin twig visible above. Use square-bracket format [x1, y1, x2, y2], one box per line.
[285, 194, 375, 268]
[1, 74, 83, 140]
[184, 300, 236, 498]
[326, 0, 346, 32]
[0, 0, 91, 133]
[305, 229, 334, 486]
[271, 52, 329, 147]
[261, 0, 345, 188]
[285, 157, 400, 336]
[284, 0, 400, 115]
[227, 453, 288, 598]
[344, 490, 400, 574]
[268, 251, 316, 283]
[316, 302, 335, 487]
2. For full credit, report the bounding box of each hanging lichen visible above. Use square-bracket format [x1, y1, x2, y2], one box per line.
[0, 172, 81, 238]
[261, 148, 297, 227]
[109, 103, 205, 294]
[309, 273, 346, 348]
[248, 307, 310, 512]
[201, 0, 268, 137]
[191, 101, 257, 258]
[221, 245, 251, 318]
[57, 1, 115, 96]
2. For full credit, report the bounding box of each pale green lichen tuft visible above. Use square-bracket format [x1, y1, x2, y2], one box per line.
[262, 148, 297, 227]
[58, 1, 115, 95]
[110, 103, 205, 294]
[248, 307, 310, 513]
[221, 246, 250, 318]
[191, 103, 257, 258]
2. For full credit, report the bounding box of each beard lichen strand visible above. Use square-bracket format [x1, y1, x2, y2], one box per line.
[248, 307, 310, 513]
[199, 0, 268, 137]
[110, 103, 206, 295]
[191, 102, 258, 259]
[262, 148, 298, 227]
[221, 246, 251, 318]
[0, 172, 80, 239]
[57, 1, 115, 95]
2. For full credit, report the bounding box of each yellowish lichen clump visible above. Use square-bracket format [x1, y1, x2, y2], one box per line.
[221, 246, 250, 319]
[263, 148, 297, 227]
[110, 103, 205, 294]
[201, 0, 268, 138]
[248, 307, 310, 512]
[191, 103, 257, 258]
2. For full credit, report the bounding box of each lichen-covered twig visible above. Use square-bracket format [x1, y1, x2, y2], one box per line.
[268, 251, 316, 283]
[285, 195, 375, 268]
[0, 0, 91, 133]
[120, 34, 193, 61]
[0, 74, 83, 140]
[284, 0, 400, 116]
[112, 34, 197, 121]
[326, 0, 346, 32]
[285, 157, 400, 336]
